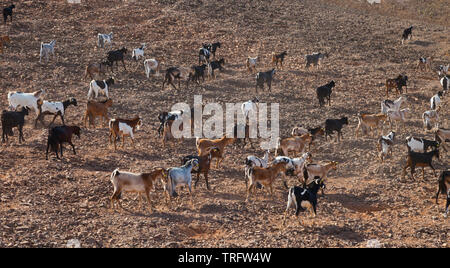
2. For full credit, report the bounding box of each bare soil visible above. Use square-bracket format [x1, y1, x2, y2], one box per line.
[0, 0, 448, 248]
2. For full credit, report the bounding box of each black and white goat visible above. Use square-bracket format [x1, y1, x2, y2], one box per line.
[401, 26, 413, 44]
[430, 91, 443, 110]
[198, 45, 211, 64]
[282, 177, 325, 226]
[406, 136, 440, 153]
[35, 98, 78, 127]
[381, 96, 407, 115]
[377, 131, 395, 162]
[1, 107, 29, 143]
[441, 75, 449, 93]
[316, 80, 335, 107]
[88, 77, 114, 100]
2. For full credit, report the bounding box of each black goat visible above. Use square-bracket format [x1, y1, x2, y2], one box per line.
[255, 69, 276, 92]
[402, 149, 439, 180]
[46, 125, 81, 160]
[325, 117, 348, 142]
[208, 58, 225, 79]
[107, 47, 127, 71]
[1, 107, 29, 143]
[3, 4, 15, 24]
[402, 26, 413, 44]
[435, 171, 450, 218]
[209, 42, 221, 58]
[190, 64, 207, 85]
[282, 177, 325, 226]
[316, 80, 335, 107]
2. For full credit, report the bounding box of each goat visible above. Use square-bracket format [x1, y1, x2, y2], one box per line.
[381, 96, 407, 115]
[386, 108, 409, 130]
[84, 61, 111, 80]
[271, 51, 287, 69]
[97, 32, 113, 48]
[8, 89, 45, 115]
[1, 107, 29, 144]
[401, 26, 413, 44]
[377, 131, 395, 162]
[39, 40, 56, 63]
[109, 116, 142, 151]
[83, 99, 113, 128]
[109, 167, 167, 213]
[207, 58, 225, 79]
[275, 133, 312, 157]
[157, 110, 184, 137]
[190, 64, 207, 85]
[198, 45, 211, 64]
[292, 126, 325, 144]
[435, 171, 450, 218]
[245, 150, 270, 169]
[144, 59, 161, 78]
[107, 47, 127, 71]
[325, 117, 349, 142]
[305, 52, 326, 69]
[273, 152, 312, 184]
[161, 117, 184, 147]
[282, 177, 325, 226]
[385, 75, 408, 97]
[132, 43, 146, 60]
[422, 108, 440, 131]
[316, 80, 335, 107]
[162, 67, 191, 90]
[46, 125, 81, 160]
[35, 98, 77, 127]
[435, 128, 450, 152]
[416, 57, 432, 72]
[246, 56, 258, 73]
[245, 162, 288, 202]
[0, 35, 10, 54]
[255, 69, 276, 92]
[164, 159, 199, 208]
[402, 149, 439, 180]
[3, 4, 15, 24]
[430, 91, 443, 110]
[181, 147, 220, 190]
[241, 98, 259, 121]
[87, 77, 114, 100]
[441, 75, 449, 93]
[438, 65, 449, 77]
[355, 112, 387, 138]
[303, 161, 338, 189]
[208, 42, 221, 58]
[196, 135, 235, 168]
[406, 136, 440, 153]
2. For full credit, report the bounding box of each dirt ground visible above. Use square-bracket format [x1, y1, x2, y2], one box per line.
[0, 0, 448, 248]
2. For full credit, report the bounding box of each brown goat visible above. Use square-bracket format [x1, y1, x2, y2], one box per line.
[83, 99, 113, 128]
[355, 113, 387, 138]
[276, 133, 313, 157]
[246, 162, 288, 201]
[109, 116, 142, 151]
[0, 35, 10, 54]
[85, 61, 111, 80]
[196, 135, 235, 168]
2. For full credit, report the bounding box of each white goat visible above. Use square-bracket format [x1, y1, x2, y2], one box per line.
[422, 108, 440, 130]
[377, 131, 395, 162]
[381, 96, 407, 114]
[241, 98, 259, 121]
[165, 159, 199, 208]
[387, 108, 410, 130]
[8, 89, 45, 115]
[97, 32, 113, 48]
[132, 43, 146, 60]
[246, 56, 258, 72]
[39, 40, 56, 63]
[144, 58, 160, 78]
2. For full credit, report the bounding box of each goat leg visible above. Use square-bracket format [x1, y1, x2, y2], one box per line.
[69, 142, 76, 155]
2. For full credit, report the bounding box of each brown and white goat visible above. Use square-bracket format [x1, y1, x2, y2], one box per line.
[109, 167, 167, 213]
[83, 99, 113, 128]
[276, 134, 313, 157]
[109, 116, 142, 151]
[246, 162, 288, 202]
[196, 135, 235, 168]
[355, 112, 387, 138]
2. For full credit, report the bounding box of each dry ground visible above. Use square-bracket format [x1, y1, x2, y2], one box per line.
[0, 0, 448, 248]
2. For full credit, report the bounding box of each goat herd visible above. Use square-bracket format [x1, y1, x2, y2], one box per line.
[1, 4, 449, 226]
